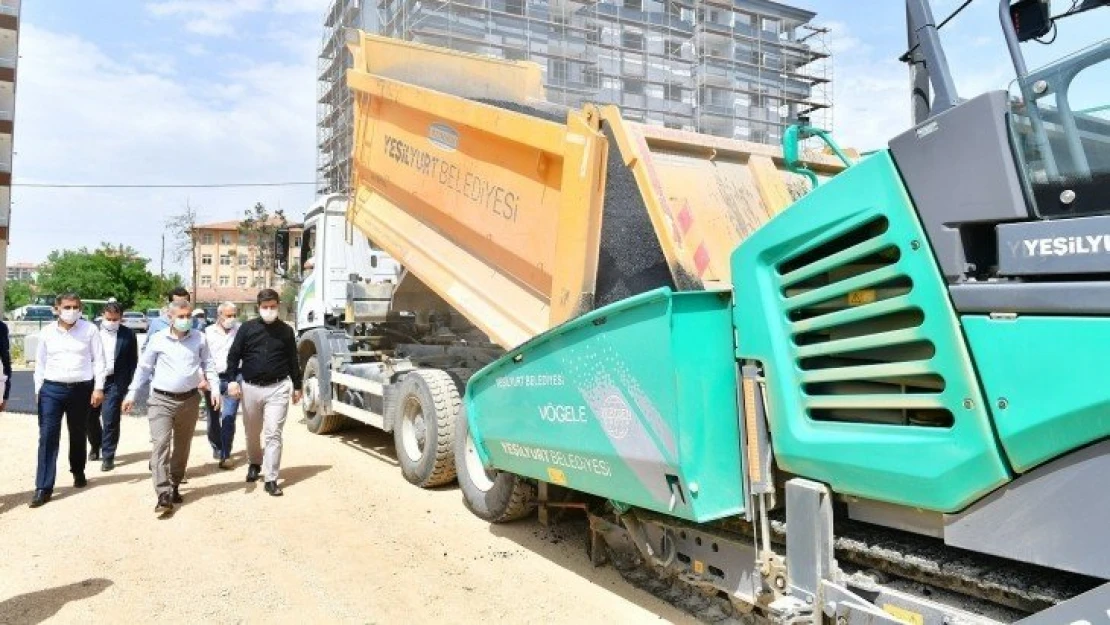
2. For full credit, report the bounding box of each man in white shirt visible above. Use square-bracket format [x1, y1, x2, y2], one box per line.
[204, 301, 241, 469]
[30, 292, 107, 508]
[123, 300, 221, 515]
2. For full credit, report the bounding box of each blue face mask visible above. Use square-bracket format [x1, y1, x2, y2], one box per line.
[173, 318, 192, 332]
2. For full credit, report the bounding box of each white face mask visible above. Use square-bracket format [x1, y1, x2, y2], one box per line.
[101, 320, 120, 332]
[259, 309, 278, 323]
[172, 318, 192, 332]
[220, 317, 238, 330]
[59, 309, 81, 324]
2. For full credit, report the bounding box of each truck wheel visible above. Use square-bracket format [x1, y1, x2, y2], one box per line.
[394, 369, 459, 487]
[303, 355, 349, 434]
[454, 407, 534, 522]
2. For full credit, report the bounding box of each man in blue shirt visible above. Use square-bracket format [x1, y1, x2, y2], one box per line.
[146, 287, 192, 339]
[124, 300, 220, 515]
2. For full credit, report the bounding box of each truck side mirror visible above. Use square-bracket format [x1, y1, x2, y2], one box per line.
[1010, 0, 1052, 42]
[274, 229, 290, 276]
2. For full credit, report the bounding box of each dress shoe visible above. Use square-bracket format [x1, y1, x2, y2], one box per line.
[29, 489, 51, 508]
[218, 459, 232, 470]
[171, 486, 183, 504]
[245, 464, 261, 483]
[264, 481, 283, 497]
[101, 458, 115, 472]
[74, 473, 88, 488]
[155, 493, 174, 514]
[89, 449, 100, 461]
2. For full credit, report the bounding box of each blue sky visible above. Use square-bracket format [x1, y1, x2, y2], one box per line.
[13, 0, 325, 276]
[11, 1, 1110, 276]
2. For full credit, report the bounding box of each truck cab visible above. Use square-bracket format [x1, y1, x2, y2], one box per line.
[294, 194, 400, 332]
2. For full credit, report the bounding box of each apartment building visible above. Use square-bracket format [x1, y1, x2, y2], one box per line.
[0, 0, 19, 310]
[316, 0, 831, 195]
[6, 261, 35, 282]
[191, 219, 303, 316]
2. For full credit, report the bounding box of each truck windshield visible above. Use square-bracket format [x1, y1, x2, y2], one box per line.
[1009, 34, 1110, 218]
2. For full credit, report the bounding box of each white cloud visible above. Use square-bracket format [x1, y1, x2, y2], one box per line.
[817, 20, 910, 151]
[11, 22, 321, 276]
[130, 52, 178, 75]
[146, 0, 327, 37]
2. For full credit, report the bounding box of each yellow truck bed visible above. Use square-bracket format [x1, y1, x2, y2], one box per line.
[346, 32, 845, 348]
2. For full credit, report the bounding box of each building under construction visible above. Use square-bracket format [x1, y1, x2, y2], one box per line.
[316, 0, 831, 195]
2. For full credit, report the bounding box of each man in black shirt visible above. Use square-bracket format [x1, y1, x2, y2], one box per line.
[227, 289, 302, 496]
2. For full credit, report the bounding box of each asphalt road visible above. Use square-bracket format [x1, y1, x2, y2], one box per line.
[7, 331, 149, 415]
[6, 371, 34, 414]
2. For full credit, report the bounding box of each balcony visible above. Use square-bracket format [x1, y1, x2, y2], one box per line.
[699, 101, 735, 118]
[0, 0, 17, 30]
[0, 28, 14, 69]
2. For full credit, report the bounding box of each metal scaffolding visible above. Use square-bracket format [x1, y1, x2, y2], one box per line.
[318, 0, 832, 195]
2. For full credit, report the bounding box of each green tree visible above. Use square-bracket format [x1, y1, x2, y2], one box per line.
[239, 202, 287, 292]
[36, 244, 175, 310]
[4, 279, 33, 311]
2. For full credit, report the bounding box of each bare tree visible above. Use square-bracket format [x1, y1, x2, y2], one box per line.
[166, 200, 200, 301]
[238, 202, 287, 291]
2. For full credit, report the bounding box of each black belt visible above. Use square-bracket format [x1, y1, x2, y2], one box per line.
[153, 388, 198, 401]
[244, 376, 286, 387]
[45, 379, 93, 388]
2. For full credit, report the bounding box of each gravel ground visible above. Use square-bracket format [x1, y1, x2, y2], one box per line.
[0, 409, 694, 624]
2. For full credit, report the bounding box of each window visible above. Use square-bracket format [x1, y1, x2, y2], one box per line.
[664, 84, 683, 102]
[219, 255, 231, 266]
[200, 275, 212, 287]
[220, 233, 233, 245]
[503, 47, 528, 62]
[293, 235, 302, 248]
[201, 233, 213, 245]
[238, 255, 248, 266]
[552, 17, 568, 36]
[586, 25, 601, 45]
[505, 0, 524, 16]
[583, 67, 600, 88]
[623, 78, 645, 95]
[549, 59, 568, 83]
[665, 40, 683, 57]
[761, 17, 780, 34]
[253, 277, 264, 287]
[201, 254, 213, 266]
[623, 0, 642, 9]
[237, 276, 248, 287]
[621, 30, 644, 51]
[219, 276, 229, 286]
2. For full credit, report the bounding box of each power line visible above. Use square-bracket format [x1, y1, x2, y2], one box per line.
[12, 181, 317, 189]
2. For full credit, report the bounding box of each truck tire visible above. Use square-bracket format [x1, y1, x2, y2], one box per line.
[394, 369, 459, 488]
[303, 355, 349, 435]
[454, 407, 534, 522]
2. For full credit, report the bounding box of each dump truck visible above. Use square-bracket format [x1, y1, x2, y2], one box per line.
[289, 0, 1110, 622]
[290, 31, 843, 489]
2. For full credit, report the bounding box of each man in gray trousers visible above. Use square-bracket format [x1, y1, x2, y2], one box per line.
[123, 300, 220, 514]
[227, 289, 302, 496]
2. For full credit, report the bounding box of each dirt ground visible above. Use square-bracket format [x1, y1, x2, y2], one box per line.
[0, 409, 696, 624]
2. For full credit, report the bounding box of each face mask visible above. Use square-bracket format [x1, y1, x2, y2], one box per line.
[101, 320, 120, 332]
[220, 317, 238, 330]
[173, 318, 192, 332]
[259, 309, 278, 323]
[59, 310, 80, 324]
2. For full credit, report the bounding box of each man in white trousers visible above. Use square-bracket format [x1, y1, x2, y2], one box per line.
[226, 289, 302, 496]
